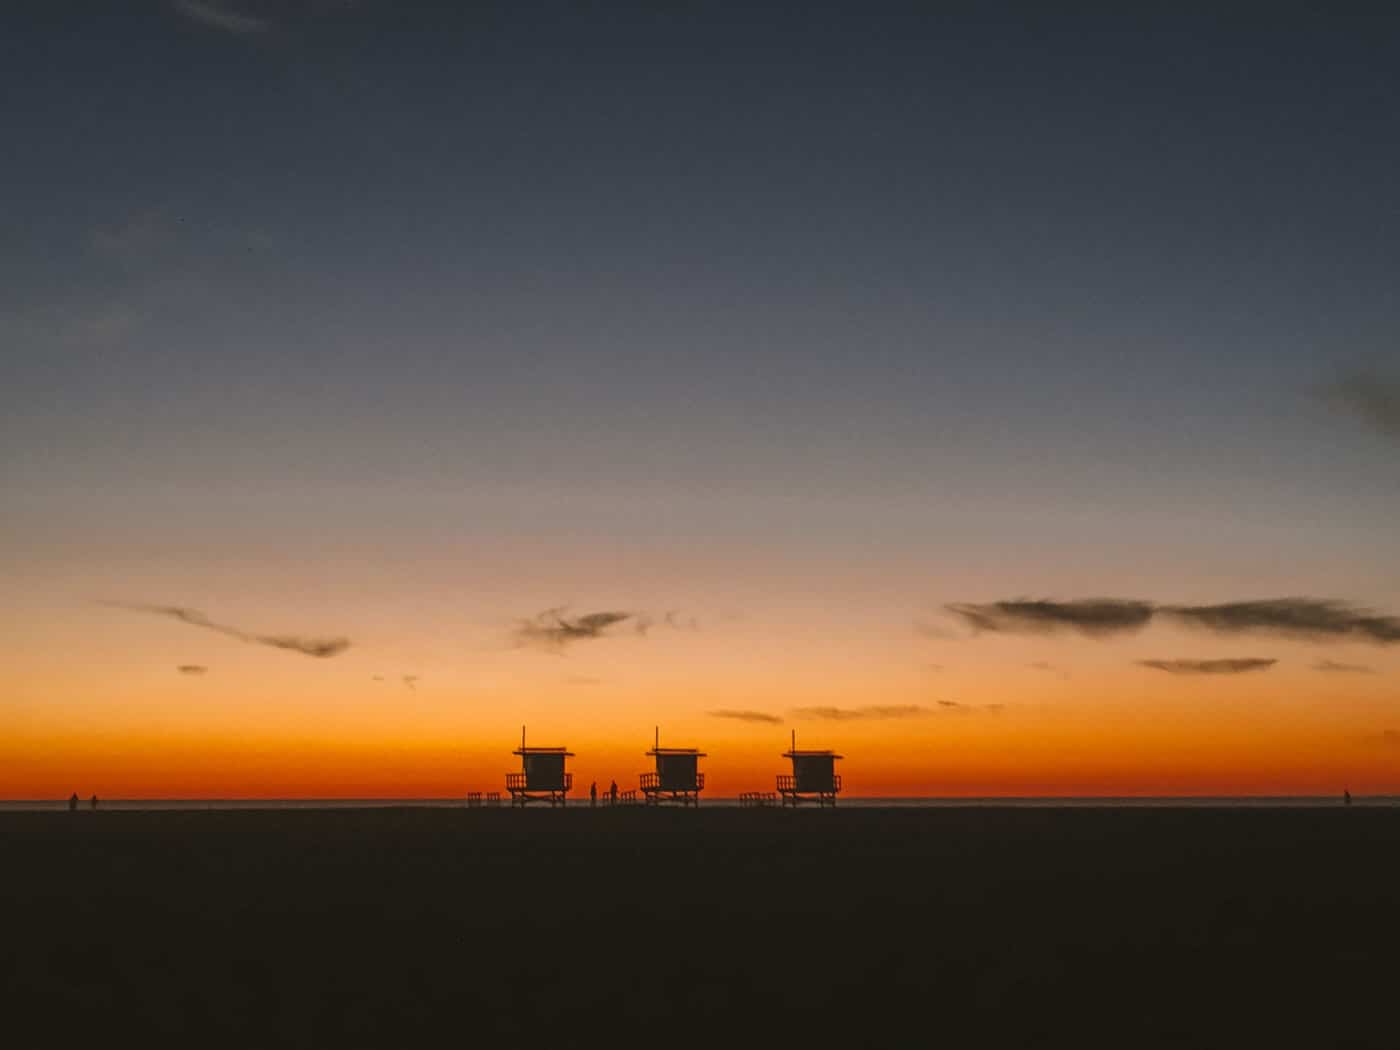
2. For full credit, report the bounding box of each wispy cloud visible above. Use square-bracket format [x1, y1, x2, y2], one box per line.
[176, 664, 208, 675]
[1320, 371, 1400, 440]
[513, 608, 634, 650]
[914, 618, 961, 640]
[946, 599, 1155, 638]
[1137, 658, 1277, 675]
[172, 0, 271, 34]
[948, 596, 1400, 645]
[792, 705, 934, 721]
[1164, 599, 1400, 645]
[634, 610, 701, 635]
[402, 675, 420, 691]
[1313, 660, 1376, 674]
[514, 606, 698, 650]
[103, 602, 350, 658]
[258, 635, 351, 658]
[708, 709, 783, 724]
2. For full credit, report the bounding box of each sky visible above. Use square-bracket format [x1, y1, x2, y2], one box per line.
[3, 2, 1399, 798]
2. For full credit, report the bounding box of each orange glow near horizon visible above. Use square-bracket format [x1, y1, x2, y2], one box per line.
[6, 642, 1398, 799]
[4, 566, 1399, 800]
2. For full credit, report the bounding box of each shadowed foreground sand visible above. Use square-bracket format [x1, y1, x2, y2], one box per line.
[4, 807, 1397, 1047]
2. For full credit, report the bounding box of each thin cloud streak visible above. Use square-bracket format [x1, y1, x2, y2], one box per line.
[1313, 660, 1377, 674]
[708, 709, 783, 724]
[1137, 658, 1277, 675]
[103, 601, 350, 658]
[946, 599, 1155, 637]
[948, 596, 1400, 645]
[792, 705, 934, 721]
[1163, 599, 1400, 644]
[176, 664, 208, 675]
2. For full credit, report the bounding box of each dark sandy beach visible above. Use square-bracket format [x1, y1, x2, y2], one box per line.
[4, 807, 1396, 1047]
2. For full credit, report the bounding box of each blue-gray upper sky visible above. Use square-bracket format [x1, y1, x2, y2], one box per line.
[4, 3, 1398, 573]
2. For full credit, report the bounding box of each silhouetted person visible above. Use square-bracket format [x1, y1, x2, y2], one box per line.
[609, 779, 617, 805]
[590, 781, 597, 808]
[1344, 789, 1352, 806]
[69, 792, 79, 812]
[90, 794, 98, 811]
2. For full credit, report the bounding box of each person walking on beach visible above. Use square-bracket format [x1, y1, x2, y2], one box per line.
[90, 794, 99, 811]
[69, 792, 79, 812]
[590, 781, 597, 808]
[1344, 789, 1352, 806]
[609, 779, 618, 805]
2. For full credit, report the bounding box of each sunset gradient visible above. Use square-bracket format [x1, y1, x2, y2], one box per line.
[4, 5, 1399, 798]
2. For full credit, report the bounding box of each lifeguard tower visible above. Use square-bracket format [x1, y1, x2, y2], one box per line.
[506, 726, 574, 807]
[639, 727, 706, 807]
[777, 731, 843, 807]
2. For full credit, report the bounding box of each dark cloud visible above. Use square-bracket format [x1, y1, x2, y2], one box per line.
[936, 699, 962, 708]
[948, 596, 1400, 646]
[792, 705, 933, 721]
[256, 634, 351, 658]
[946, 599, 1155, 637]
[1164, 599, 1400, 645]
[103, 601, 351, 658]
[1313, 660, 1377, 674]
[1137, 658, 1277, 675]
[708, 709, 783, 724]
[176, 664, 208, 675]
[514, 608, 633, 650]
[1321, 371, 1400, 439]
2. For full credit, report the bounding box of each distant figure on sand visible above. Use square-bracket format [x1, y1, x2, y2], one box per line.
[1344, 789, 1352, 806]
[609, 779, 617, 805]
[590, 781, 597, 807]
[90, 794, 99, 811]
[69, 792, 79, 812]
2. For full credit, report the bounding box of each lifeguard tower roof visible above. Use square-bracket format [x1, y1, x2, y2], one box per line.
[645, 745, 708, 757]
[513, 745, 575, 756]
[781, 747, 844, 760]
